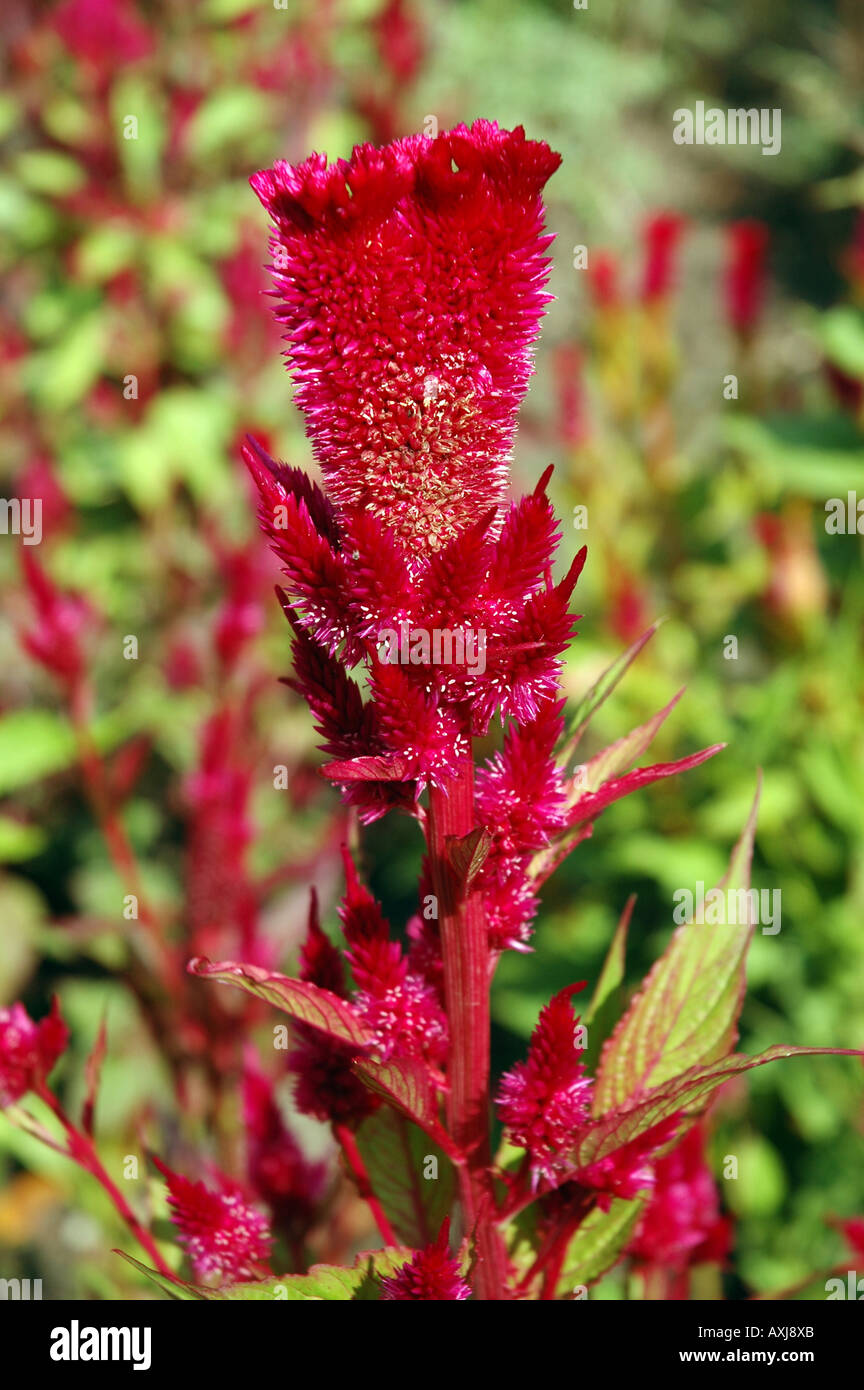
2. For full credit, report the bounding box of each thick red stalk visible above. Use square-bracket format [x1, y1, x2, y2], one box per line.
[427, 754, 508, 1300]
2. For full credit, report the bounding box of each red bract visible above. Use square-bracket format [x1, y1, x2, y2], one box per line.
[0, 999, 68, 1107]
[628, 1123, 731, 1272]
[725, 219, 769, 338]
[641, 213, 686, 303]
[339, 850, 448, 1064]
[497, 986, 593, 1180]
[379, 1220, 470, 1300]
[154, 1157, 272, 1284]
[19, 550, 91, 686]
[52, 0, 154, 67]
[250, 121, 560, 555]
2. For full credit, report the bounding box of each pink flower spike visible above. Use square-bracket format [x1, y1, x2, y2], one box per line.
[641, 212, 686, 303]
[19, 550, 91, 687]
[379, 1219, 470, 1300]
[251, 123, 561, 555]
[496, 985, 592, 1180]
[153, 1156, 271, 1285]
[725, 219, 769, 338]
[0, 997, 69, 1108]
[628, 1123, 731, 1270]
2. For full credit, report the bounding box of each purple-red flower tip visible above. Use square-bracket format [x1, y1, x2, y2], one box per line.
[0, 997, 69, 1107]
[379, 1219, 470, 1300]
[250, 122, 561, 554]
[153, 1155, 271, 1284]
[496, 984, 592, 1178]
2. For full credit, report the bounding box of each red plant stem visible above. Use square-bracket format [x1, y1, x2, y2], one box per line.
[39, 1086, 173, 1278]
[334, 1123, 398, 1247]
[427, 754, 508, 1301]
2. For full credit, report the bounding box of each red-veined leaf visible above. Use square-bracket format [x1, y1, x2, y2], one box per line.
[593, 782, 760, 1115]
[187, 958, 375, 1049]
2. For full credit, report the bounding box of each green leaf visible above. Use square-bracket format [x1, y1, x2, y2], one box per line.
[0, 710, 78, 795]
[819, 306, 864, 378]
[574, 688, 685, 795]
[505, 1192, 641, 1297]
[25, 311, 106, 412]
[571, 1046, 861, 1172]
[559, 622, 662, 762]
[15, 150, 86, 196]
[0, 815, 46, 862]
[117, 1248, 414, 1301]
[353, 1055, 458, 1156]
[184, 88, 273, 163]
[187, 958, 376, 1049]
[585, 895, 633, 1027]
[583, 895, 634, 1072]
[355, 1107, 456, 1249]
[556, 1197, 643, 1295]
[593, 781, 761, 1115]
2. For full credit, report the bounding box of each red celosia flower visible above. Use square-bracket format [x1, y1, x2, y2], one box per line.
[586, 250, 621, 311]
[496, 986, 593, 1180]
[0, 998, 69, 1107]
[339, 849, 448, 1064]
[725, 219, 769, 338]
[628, 1123, 731, 1269]
[19, 550, 91, 686]
[17, 456, 70, 539]
[476, 697, 568, 949]
[379, 1219, 470, 1300]
[211, 538, 266, 671]
[839, 1217, 864, 1262]
[242, 1053, 326, 1241]
[573, 1114, 681, 1209]
[52, 0, 154, 67]
[250, 122, 560, 555]
[641, 213, 686, 303]
[154, 1157, 271, 1284]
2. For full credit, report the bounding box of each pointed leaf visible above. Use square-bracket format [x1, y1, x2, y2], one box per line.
[187, 958, 375, 1049]
[571, 1046, 862, 1173]
[116, 1249, 413, 1301]
[569, 688, 685, 796]
[322, 754, 414, 783]
[352, 1055, 459, 1157]
[583, 895, 635, 1072]
[559, 621, 663, 762]
[446, 826, 493, 891]
[593, 784, 759, 1115]
[82, 1016, 108, 1138]
[556, 1196, 643, 1295]
[586, 895, 634, 1027]
[354, 1107, 456, 1249]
